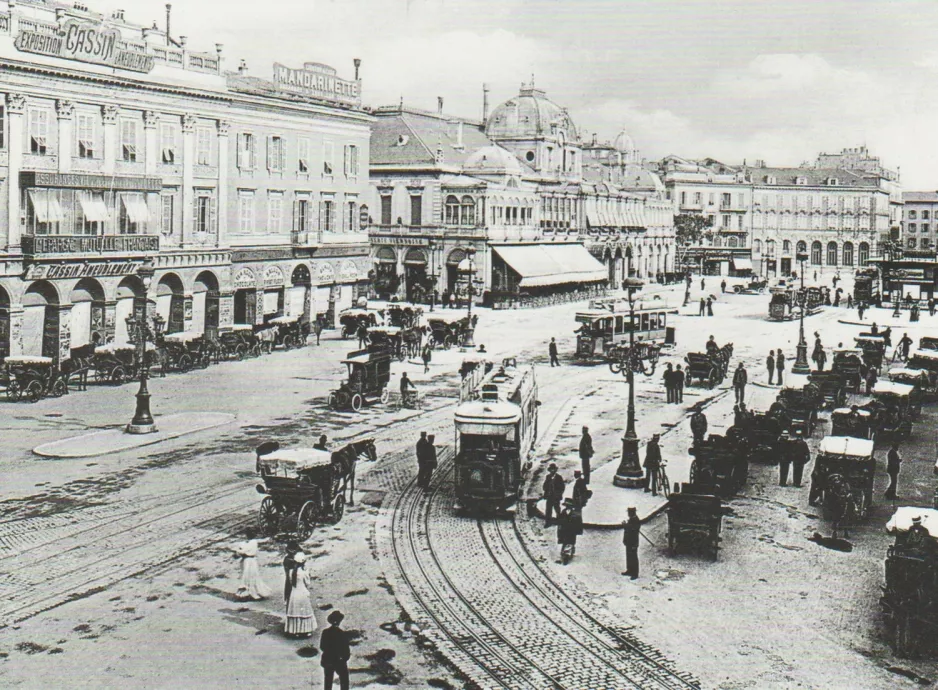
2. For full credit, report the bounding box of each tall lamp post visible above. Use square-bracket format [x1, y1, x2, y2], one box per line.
[465, 246, 476, 321]
[614, 247, 646, 488]
[792, 250, 811, 375]
[427, 238, 436, 312]
[126, 259, 160, 435]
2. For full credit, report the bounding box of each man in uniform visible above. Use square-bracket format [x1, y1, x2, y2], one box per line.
[663, 363, 675, 403]
[643, 434, 663, 495]
[579, 426, 594, 484]
[542, 463, 565, 527]
[622, 507, 641, 580]
[790, 429, 811, 488]
[733, 362, 748, 405]
[885, 442, 902, 500]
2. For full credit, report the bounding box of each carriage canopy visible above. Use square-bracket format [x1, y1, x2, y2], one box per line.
[886, 507, 938, 538]
[818, 435, 875, 460]
[259, 448, 333, 474]
[454, 400, 521, 427]
[873, 381, 915, 397]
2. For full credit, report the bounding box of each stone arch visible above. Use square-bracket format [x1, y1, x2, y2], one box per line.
[291, 263, 312, 286]
[22, 281, 61, 359]
[68, 278, 106, 348]
[156, 273, 185, 334]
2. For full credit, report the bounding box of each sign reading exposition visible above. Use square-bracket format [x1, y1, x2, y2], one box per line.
[273, 63, 361, 106]
[15, 19, 154, 73]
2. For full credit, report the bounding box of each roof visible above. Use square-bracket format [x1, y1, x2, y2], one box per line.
[818, 436, 875, 458]
[873, 381, 915, 396]
[454, 400, 521, 424]
[485, 86, 577, 141]
[903, 192, 938, 203]
[886, 507, 938, 537]
[746, 166, 873, 187]
[261, 448, 333, 471]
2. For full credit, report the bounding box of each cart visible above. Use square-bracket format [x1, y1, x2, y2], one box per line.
[160, 331, 206, 372]
[268, 314, 309, 350]
[808, 371, 847, 410]
[830, 407, 875, 440]
[855, 334, 887, 370]
[384, 303, 424, 329]
[889, 366, 938, 402]
[338, 309, 376, 339]
[688, 434, 748, 497]
[92, 341, 139, 384]
[328, 348, 392, 411]
[732, 276, 768, 294]
[776, 382, 821, 435]
[3, 356, 68, 401]
[684, 352, 724, 388]
[870, 380, 915, 438]
[218, 324, 261, 360]
[809, 435, 875, 528]
[666, 488, 723, 560]
[832, 348, 864, 393]
[367, 326, 406, 361]
[882, 507, 938, 657]
[768, 289, 795, 321]
[742, 412, 785, 463]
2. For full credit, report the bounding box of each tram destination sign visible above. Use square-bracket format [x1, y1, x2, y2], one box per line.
[273, 63, 361, 106]
[15, 18, 155, 73]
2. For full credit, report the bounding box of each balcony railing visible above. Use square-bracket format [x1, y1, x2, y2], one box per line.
[22, 234, 160, 256]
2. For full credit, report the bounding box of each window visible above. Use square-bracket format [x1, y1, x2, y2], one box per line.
[796, 240, 807, 255]
[380, 195, 392, 225]
[925, 238, 932, 248]
[445, 195, 460, 225]
[766, 239, 776, 257]
[75, 191, 108, 235]
[194, 190, 215, 234]
[237, 132, 256, 170]
[295, 196, 310, 234]
[344, 144, 359, 177]
[859, 242, 870, 265]
[267, 136, 285, 172]
[828, 178, 838, 186]
[120, 118, 138, 162]
[826, 241, 838, 266]
[118, 193, 149, 235]
[680, 191, 686, 205]
[238, 191, 255, 233]
[753, 239, 762, 253]
[323, 141, 334, 175]
[320, 197, 335, 233]
[267, 192, 284, 233]
[708, 193, 714, 206]
[909, 238, 917, 249]
[346, 200, 357, 232]
[738, 193, 745, 208]
[29, 108, 50, 155]
[410, 195, 422, 226]
[713, 235, 722, 247]
[811, 240, 822, 265]
[909, 210, 917, 220]
[796, 176, 807, 185]
[728, 236, 738, 248]
[161, 192, 175, 236]
[694, 192, 702, 205]
[721, 193, 731, 208]
[76, 112, 95, 158]
[909, 224, 917, 233]
[721, 214, 731, 228]
[460, 196, 475, 225]
[783, 240, 791, 253]
[196, 127, 212, 165]
[159, 123, 177, 164]
[298, 137, 310, 173]
[843, 242, 854, 266]
[924, 224, 930, 233]
[924, 210, 931, 220]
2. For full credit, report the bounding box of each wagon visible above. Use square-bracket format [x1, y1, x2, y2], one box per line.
[92, 341, 141, 384]
[908, 348, 938, 378]
[732, 276, 768, 294]
[809, 435, 875, 526]
[367, 326, 406, 361]
[427, 316, 473, 350]
[889, 366, 938, 402]
[667, 488, 723, 560]
[3, 355, 68, 402]
[268, 314, 309, 350]
[832, 348, 864, 393]
[218, 324, 261, 360]
[742, 412, 785, 464]
[855, 334, 887, 370]
[684, 352, 724, 388]
[776, 382, 821, 435]
[384, 303, 424, 329]
[870, 380, 915, 439]
[808, 371, 847, 410]
[882, 507, 938, 657]
[688, 434, 748, 498]
[830, 407, 875, 440]
[338, 309, 376, 338]
[160, 331, 206, 372]
[328, 348, 391, 411]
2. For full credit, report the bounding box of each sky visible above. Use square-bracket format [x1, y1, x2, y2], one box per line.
[107, 0, 938, 188]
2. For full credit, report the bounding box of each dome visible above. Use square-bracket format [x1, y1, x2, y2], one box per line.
[485, 86, 577, 141]
[464, 145, 524, 175]
[613, 128, 636, 154]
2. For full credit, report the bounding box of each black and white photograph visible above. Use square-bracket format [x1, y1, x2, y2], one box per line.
[0, 1, 936, 688]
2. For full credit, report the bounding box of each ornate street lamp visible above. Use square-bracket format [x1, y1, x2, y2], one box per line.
[463, 246, 477, 347]
[614, 247, 645, 488]
[126, 259, 159, 434]
[427, 238, 436, 312]
[792, 250, 811, 375]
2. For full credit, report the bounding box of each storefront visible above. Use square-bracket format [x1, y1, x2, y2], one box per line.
[155, 273, 186, 334]
[192, 271, 221, 338]
[373, 247, 399, 299]
[21, 281, 61, 360]
[67, 278, 106, 348]
[403, 248, 428, 303]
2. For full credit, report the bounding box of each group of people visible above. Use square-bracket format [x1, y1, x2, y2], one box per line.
[765, 350, 786, 385]
[662, 363, 686, 403]
[416, 431, 439, 490]
[541, 462, 589, 564]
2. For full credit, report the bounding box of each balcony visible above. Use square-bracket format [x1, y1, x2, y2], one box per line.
[368, 224, 487, 240]
[22, 234, 160, 257]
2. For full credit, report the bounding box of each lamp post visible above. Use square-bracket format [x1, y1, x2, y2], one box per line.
[614, 247, 646, 488]
[792, 251, 811, 375]
[427, 238, 436, 312]
[126, 259, 159, 435]
[466, 246, 476, 321]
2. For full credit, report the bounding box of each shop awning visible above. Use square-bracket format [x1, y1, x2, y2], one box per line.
[586, 211, 600, 228]
[121, 193, 150, 223]
[494, 244, 608, 288]
[27, 189, 64, 223]
[732, 257, 753, 271]
[613, 209, 627, 227]
[79, 193, 109, 222]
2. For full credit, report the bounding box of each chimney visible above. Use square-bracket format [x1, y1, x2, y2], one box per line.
[482, 83, 489, 123]
[179, 35, 187, 48]
[238, 59, 248, 76]
[354, 58, 361, 81]
[437, 96, 444, 116]
[165, 4, 172, 46]
[449, 120, 464, 149]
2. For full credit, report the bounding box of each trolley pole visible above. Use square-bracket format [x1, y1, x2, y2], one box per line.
[793, 251, 811, 375]
[615, 247, 646, 488]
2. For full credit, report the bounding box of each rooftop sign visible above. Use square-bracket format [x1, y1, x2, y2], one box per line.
[273, 62, 361, 107]
[15, 18, 154, 73]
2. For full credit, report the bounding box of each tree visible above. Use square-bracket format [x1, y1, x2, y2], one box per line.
[674, 214, 714, 268]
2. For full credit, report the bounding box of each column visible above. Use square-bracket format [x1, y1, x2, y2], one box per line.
[8, 307, 24, 357]
[216, 120, 230, 248]
[5, 93, 25, 250]
[144, 111, 159, 175]
[103, 300, 117, 342]
[56, 100, 74, 173]
[102, 105, 118, 175]
[57, 305, 72, 365]
[181, 114, 196, 246]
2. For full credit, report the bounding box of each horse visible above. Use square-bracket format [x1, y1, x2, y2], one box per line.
[64, 343, 96, 391]
[825, 473, 861, 539]
[257, 327, 277, 354]
[331, 438, 377, 506]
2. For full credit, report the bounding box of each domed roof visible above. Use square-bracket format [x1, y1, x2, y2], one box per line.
[464, 145, 524, 175]
[613, 128, 636, 154]
[485, 86, 577, 141]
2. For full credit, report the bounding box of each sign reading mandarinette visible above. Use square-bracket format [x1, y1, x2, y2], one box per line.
[15, 18, 154, 73]
[273, 62, 361, 106]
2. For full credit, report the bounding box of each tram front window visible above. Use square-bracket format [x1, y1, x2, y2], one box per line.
[460, 433, 517, 460]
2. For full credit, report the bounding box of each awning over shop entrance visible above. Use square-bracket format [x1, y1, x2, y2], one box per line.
[732, 257, 753, 271]
[494, 244, 608, 288]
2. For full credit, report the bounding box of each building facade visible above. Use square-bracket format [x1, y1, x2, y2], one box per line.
[900, 191, 938, 252]
[0, 1, 371, 362]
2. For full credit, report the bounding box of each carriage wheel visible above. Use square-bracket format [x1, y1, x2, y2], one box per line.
[51, 379, 67, 398]
[258, 497, 281, 537]
[350, 393, 363, 412]
[331, 495, 346, 524]
[8, 382, 21, 402]
[733, 285, 742, 293]
[296, 501, 318, 540]
[443, 335, 454, 350]
[708, 368, 720, 388]
[233, 344, 246, 361]
[111, 366, 126, 385]
[380, 388, 390, 405]
[178, 354, 193, 373]
[25, 380, 43, 402]
[283, 335, 295, 350]
[609, 360, 622, 374]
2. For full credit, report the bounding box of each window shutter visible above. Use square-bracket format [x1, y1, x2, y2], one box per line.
[266, 135, 274, 171]
[210, 195, 217, 235]
[344, 145, 350, 176]
[249, 135, 256, 169]
[236, 133, 244, 168]
[192, 191, 198, 232]
[319, 201, 325, 233]
[292, 198, 299, 233]
[280, 139, 286, 172]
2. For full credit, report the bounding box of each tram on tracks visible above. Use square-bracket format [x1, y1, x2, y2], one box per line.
[453, 360, 539, 513]
[574, 298, 672, 363]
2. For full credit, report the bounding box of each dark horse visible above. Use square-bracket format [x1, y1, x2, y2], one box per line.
[331, 438, 377, 507]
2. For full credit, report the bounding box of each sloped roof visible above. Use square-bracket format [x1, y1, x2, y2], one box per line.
[746, 166, 873, 187]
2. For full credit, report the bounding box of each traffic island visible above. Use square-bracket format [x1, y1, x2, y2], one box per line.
[32, 412, 236, 459]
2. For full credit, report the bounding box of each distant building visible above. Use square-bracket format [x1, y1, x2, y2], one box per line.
[900, 191, 938, 252]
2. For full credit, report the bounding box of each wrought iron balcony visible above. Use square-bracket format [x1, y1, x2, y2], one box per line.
[22, 234, 160, 256]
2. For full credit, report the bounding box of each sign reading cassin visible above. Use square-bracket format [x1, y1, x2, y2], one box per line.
[273, 62, 361, 106]
[15, 19, 154, 73]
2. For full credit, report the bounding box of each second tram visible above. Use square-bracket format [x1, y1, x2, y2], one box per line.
[574, 298, 671, 362]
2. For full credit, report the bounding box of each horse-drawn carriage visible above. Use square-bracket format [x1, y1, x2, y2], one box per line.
[908, 348, 938, 381]
[882, 507, 938, 657]
[328, 348, 391, 412]
[608, 341, 660, 376]
[740, 411, 785, 463]
[688, 434, 748, 498]
[831, 407, 875, 440]
[855, 334, 888, 370]
[776, 382, 821, 435]
[684, 344, 733, 388]
[809, 435, 875, 536]
[869, 380, 915, 438]
[339, 309, 378, 339]
[889, 366, 938, 402]
[367, 326, 406, 361]
[158, 331, 210, 372]
[427, 316, 474, 350]
[268, 314, 309, 350]
[667, 487, 723, 560]
[808, 371, 847, 410]
[91, 341, 139, 384]
[384, 303, 423, 329]
[254, 439, 376, 540]
[832, 348, 864, 393]
[3, 355, 68, 401]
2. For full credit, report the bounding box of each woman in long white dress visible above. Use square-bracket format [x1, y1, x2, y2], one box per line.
[234, 540, 272, 601]
[284, 552, 317, 637]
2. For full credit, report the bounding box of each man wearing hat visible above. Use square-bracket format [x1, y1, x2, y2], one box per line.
[778, 431, 792, 486]
[572, 470, 590, 508]
[732, 362, 748, 405]
[579, 426, 594, 484]
[643, 434, 663, 496]
[622, 507, 641, 579]
[319, 610, 351, 690]
[790, 429, 811, 488]
[542, 463, 565, 527]
[885, 442, 902, 500]
[557, 498, 583, 564]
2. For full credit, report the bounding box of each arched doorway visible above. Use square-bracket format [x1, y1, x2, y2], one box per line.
[115, 276, 145, 344]
[404, 248, 428, 303]
[446, 248, 467, 294]
[0, 286, 9, 361]
[826, 241, 838, 266]
[193, 271, 220, 337]
[289, 264, 312, 321]
[811, 241, 822, 265]
[22, 281, 60, 359]
[374, 247, 398, 299]
[156, 273, 185, 334]
[68, 278, 106, 349]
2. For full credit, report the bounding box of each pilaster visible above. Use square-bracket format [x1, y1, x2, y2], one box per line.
[56, 99, 74, 173]
[102, 105, 119, 175]
[144, 111, 159, 175]
[5, 94, 25, 251]
[181, 114, 196, 245]
[216, 120, 230, 248]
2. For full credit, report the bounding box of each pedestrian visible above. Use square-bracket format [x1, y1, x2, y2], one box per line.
[579, 426, 594, 483]
[233, 539, 271, 601]
[320, 610, 351, 690]
[557, 498, 583, 564]
[706, 297, 714, 316]
[356, 322, 369, 349]
[847, 294, 853, 309]
[284, 552, 317, 638]
[706, 335, 719, 356]
[834, 290, 841, 307]
[885, 442, 902, 499]
[899, 332, 913, 360]
[416, 432, 430, 488]
[643, 433, 662, 495]
[421, 343, 432, 374]
[721, 279, 727, 294]
[778, 432, 791, 486]
[865, 366, 878, 395]
[675, 364, 685, 402]
[732, 362, 747, 405]
[815, 345, 826, 372]
[683, 288, 690, 307]
[701, 277, 705, 291]
[622, 507, 641, 580]
[871, 322, 879, 335]
[282, 541, 302, 603]
[449, 292, 456, 309]
[766, 350, 776, 385]
[813, 270, 818, 282]
[699, 297, 706, 316]
[690, 410, 708, 444]
[542, 463, 565, 527]
[400, 371, 415, 403]
[663, 363, 675, 403]
[313, 317, 323, 346]
[858, 302, 866, 320]
[572, 470, 591, 508]
[549, 337, 560, 367]
[929, 297, 936, 317]
[776, 350, 785, 386]
[314, 434, 328, 451]
[441, 288, 450, 308]
[790, 429, 810, 488]
[422, 434, 438, 491]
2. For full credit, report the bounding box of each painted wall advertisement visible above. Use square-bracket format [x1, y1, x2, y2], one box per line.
[15, 18, 155, 73]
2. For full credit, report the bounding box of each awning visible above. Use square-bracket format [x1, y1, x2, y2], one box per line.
[79, 193, 109, 222]
[121, 193, 150, 223]
[27, 189, 64, 223]
[494, 244, 608, 288]
[586, 211, 600, 228]
[614, 209, 627, 227]
[732, 257, 753, 271]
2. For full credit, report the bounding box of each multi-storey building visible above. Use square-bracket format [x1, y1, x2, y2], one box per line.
[0, 1, 371, 362]
[901, 192, 938, 252]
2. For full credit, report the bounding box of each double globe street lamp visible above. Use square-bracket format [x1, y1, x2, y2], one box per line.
[792, 250, 811, 375]
[614, 247, 646, 488]
[125, 259, 164, 435]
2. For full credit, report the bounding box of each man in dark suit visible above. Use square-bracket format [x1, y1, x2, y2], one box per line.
[542, 463, 565, 527]
[549, 337, 560, 367]
[579, 426, 595, 483]
[622, 507, 641, 579]
[320, 610, 351, 690]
